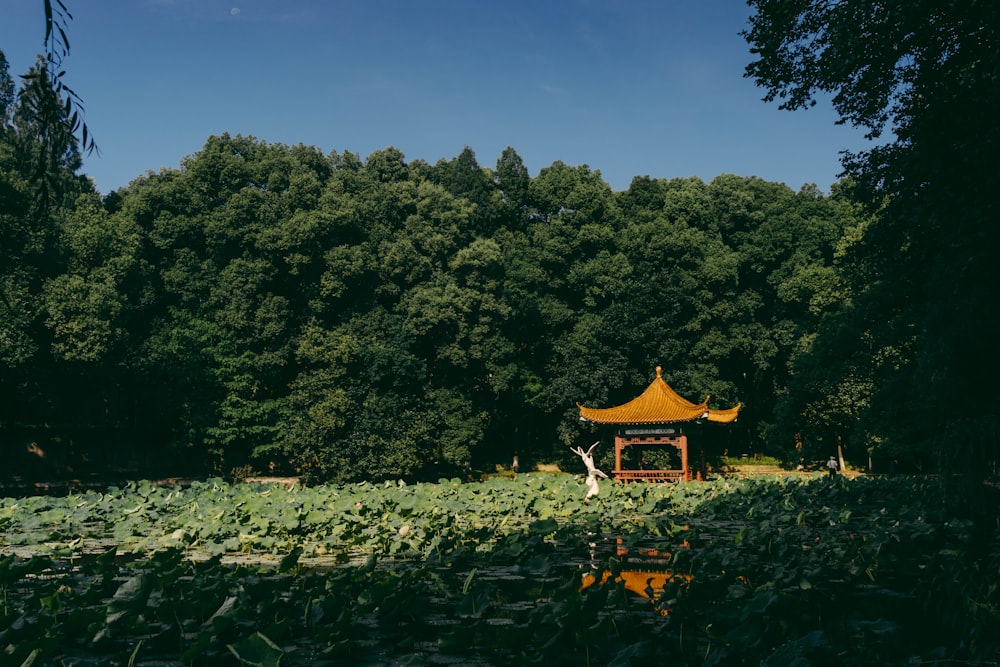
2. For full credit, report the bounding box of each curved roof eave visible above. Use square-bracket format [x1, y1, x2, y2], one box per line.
[577, 367, 741, 425]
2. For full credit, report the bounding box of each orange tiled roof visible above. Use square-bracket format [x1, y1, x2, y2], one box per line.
[577, 367, 741, 425]
[705, 404, 741, 423]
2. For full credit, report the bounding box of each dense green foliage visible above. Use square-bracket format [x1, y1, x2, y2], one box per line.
[1, 53, 866, 482]
[744, 0, 1000, 517]
[2, 475, 998, 665]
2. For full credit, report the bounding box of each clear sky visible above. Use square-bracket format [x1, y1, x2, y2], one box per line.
[1, 1, 872, 196]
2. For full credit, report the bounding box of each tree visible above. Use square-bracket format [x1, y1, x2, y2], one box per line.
[429, 146, 497, 236]
[0, 52, 14, 127]
[157, 137, 339, 467]
[493, 146, 530, 230]
[2, 51, 87, 380]
[707, 175, 861, 454]
[43, 195, 142, 362]
[0, 54, 37, 368]
[34, 0, 97, 155]
[11, 57, 92, 205]
[0, 46, 113, 480]
[744, 0, 1000, 517]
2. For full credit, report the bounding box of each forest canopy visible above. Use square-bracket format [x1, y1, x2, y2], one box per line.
[0, 100, 865, 483]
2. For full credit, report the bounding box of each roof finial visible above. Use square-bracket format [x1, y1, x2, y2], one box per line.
[655, 366, 662, 378]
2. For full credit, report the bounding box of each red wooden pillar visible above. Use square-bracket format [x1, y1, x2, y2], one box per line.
[614, 432, 624, 473]
[680, 433, 691, 481]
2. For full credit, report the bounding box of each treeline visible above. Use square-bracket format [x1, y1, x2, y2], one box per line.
[1, 137, 870, 485]
[0, 51, 897, 484]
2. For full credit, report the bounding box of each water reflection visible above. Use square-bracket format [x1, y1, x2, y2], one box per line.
[579, 535, 692, 615]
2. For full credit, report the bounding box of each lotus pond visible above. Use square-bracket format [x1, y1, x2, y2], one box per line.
[2, 473, 999, 666]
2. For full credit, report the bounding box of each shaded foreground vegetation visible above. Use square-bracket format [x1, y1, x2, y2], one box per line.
[2, 475, 998, 665]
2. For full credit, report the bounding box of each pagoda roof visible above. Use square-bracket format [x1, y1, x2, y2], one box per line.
[577, 367, 741, 425]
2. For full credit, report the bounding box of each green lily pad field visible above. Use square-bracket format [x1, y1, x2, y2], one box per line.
[2, 474, 998, 665]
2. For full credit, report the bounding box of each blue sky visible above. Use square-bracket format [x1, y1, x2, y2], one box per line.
[2, 1, 872, 195]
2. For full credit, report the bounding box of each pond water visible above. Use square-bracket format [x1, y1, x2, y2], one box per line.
[2, 530, 691, 666]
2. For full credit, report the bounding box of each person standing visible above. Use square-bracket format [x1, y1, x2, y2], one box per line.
[826, 455, 838, 478]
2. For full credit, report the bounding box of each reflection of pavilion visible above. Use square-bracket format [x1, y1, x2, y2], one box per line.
[580, 538, 692, 615]
[577, 367, 740, 482]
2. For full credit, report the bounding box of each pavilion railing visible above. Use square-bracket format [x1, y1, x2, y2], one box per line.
[613, 469, 689, 483]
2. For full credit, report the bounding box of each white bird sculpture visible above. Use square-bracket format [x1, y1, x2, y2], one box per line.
[570, 441, 608, 502]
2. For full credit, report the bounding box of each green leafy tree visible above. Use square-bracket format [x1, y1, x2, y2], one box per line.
[277, 147, 482, 480]
[0, 53, 38, 366]
[0, 51, 94, 455]
[0, 52, 14, 126]
[429, 146, 497, 236]
[277, 323, 359, 482]
[493, 146, 531, 230]
[10, 57, 91, 206]
[118, 135, 338, 470]
[512, 163, 627, 453]
[42, 195, 142, 362]
[744, 0, 1000, 511]
[610, 177, 741, 449]
[706, 175, 860, 454]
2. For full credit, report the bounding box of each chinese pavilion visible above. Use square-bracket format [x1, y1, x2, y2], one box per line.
[577, 366, 740, 482]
